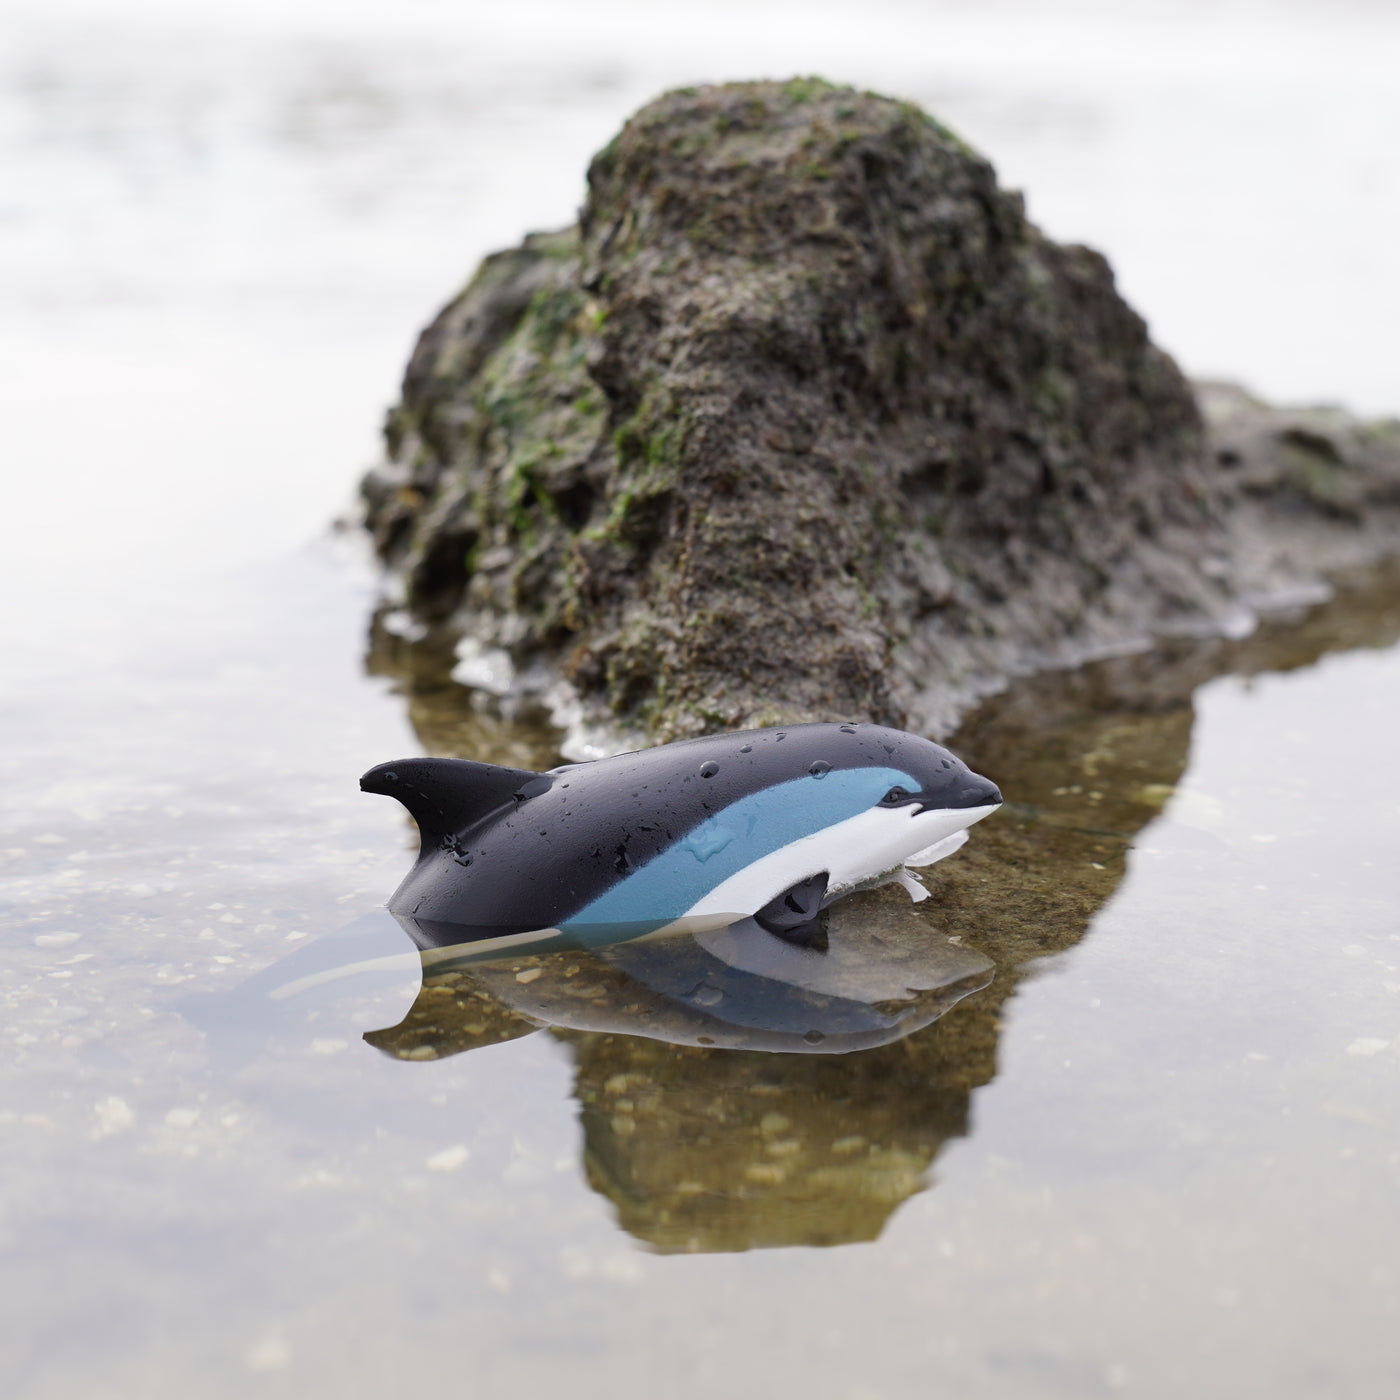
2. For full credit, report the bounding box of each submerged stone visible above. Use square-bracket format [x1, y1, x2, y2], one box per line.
[361, 79, 1400, 752]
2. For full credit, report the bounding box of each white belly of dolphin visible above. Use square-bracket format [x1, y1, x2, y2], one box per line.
[681, 802, 999, 921]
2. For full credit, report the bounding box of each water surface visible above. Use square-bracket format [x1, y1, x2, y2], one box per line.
[5, 560, 1400, 1398]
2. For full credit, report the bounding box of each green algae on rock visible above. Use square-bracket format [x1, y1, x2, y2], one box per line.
[361, 79, 1400, 753]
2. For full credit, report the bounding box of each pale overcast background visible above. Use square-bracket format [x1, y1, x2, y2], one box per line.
[3, 0, 1397, 600]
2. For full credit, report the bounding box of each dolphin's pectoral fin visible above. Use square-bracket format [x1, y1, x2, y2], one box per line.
[896, 868, 930, 902]
[361, 757, 545, 856]
[754, 872, 830, 949]
[754, 872, 828, 930]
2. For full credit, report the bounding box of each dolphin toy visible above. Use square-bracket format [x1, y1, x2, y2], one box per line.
[361, 722, 1001, 954]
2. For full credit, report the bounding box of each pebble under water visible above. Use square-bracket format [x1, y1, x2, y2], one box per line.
[3, 551, 1400, 1399]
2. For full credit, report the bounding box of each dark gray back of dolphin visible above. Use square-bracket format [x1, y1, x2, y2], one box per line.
[362, 723, 1000, 936]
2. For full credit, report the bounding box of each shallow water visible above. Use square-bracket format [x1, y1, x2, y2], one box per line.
[4, 1, 1400, 1394]
[4, 556, 1400, 1398]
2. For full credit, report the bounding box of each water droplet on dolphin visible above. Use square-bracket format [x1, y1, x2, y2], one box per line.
[699, 761, 719, 778]
[809, 760, 831, 778]
[739, 745, 752, 754]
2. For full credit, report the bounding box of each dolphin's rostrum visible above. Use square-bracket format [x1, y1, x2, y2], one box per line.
[362, 723, 1001, 953]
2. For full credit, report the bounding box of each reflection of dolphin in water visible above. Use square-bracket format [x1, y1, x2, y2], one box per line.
[368, 899, 995, 1059]
[361, 722, 1001, 956]
[177, 893, 992, 1068]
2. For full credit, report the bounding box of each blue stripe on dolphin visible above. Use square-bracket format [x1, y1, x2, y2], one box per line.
[361, 722, 1001, 951]
[567, 766, 912, 926]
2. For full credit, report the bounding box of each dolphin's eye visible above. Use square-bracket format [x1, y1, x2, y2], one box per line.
[881, 786, 911, 806]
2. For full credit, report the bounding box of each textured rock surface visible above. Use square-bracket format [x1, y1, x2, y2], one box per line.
[1197, 380, 1400, 595]
[361, 79, 1400, 752]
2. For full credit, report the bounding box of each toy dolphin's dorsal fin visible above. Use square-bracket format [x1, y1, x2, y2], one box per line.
[360, 757, 545, 856]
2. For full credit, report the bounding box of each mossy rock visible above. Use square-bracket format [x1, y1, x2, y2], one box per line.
[362, 79, 1400, 748]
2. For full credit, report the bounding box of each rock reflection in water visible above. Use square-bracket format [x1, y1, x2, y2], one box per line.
[362, 561, 1400, 1253]
[367, 894, 993, 1250]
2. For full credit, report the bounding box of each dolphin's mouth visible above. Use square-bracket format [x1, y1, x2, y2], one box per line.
[913, 775, 1002, 812]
